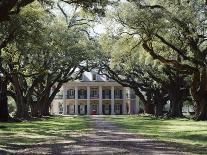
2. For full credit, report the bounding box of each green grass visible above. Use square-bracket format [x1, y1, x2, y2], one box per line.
[0, 116, 90, 146]
[106, 115, 207, 147]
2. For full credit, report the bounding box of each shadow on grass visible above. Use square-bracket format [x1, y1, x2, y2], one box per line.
[0, 116, 207, 155]
[107, 116, 207, 150]
[178, 134, 207, 143]
[0, 116, 90, 152]
[1, 129, 206, 155]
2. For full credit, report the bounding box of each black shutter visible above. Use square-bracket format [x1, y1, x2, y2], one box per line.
[78, 105, 80, 114]
[67, 105, 69, 114]
[102, 90, 105, 99]
[85, 105, 87, 114]
[120, 104, 122, 115]
[78, 90, 80, 99]
[102, 105, 105, 114]
[109, 90, 111, 99]
[109, 104, 111, 115]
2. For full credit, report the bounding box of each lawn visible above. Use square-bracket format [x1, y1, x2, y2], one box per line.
[0, 116, 90, 154]
[106, 115, 207, 147]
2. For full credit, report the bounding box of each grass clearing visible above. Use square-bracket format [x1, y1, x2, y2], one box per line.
[0, 116, 90, 147]
[106, 115, 207, 147]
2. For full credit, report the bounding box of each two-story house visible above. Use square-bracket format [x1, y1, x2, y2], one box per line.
[51, 71, 139, 115]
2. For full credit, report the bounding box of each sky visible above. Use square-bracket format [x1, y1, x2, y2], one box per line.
[50, 1, 108, 36]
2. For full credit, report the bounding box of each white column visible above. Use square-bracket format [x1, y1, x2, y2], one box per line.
[99, 86, 103, 115]
[87, 86, 90, 115]
[75, 86, 78, 115]
[111, 86, 115, 115]
[63, 85, 67, 115]
[122, 87, 127, 114]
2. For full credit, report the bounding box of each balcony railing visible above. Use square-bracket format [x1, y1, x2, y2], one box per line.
[55, 91, 123, 100]
[78, 94, 87, 99]
[90, 95, 99, 99]
[102, 95, 111, 99]
[114, 95, 123, 99]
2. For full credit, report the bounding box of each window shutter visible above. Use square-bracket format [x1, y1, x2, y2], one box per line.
[102, 90, 105, 99]
[78, 90, 80, 98]
[109, 90, 111, 99]
[78, 105, 80, 114]
[120, 104, 122, 114]
[120, 90, 122, 99]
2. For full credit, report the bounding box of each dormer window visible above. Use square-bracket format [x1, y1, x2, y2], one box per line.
[80, 75, 83, 81]
[92, 74, 97, 81]
[106, 76, 110, 81]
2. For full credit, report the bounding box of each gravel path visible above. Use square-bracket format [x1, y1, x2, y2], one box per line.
[73, 116, 192, 155]
[0, 116, 198, 155]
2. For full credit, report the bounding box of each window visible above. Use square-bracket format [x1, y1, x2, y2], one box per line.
[68, 89, 74, 96]
[104, 89, 110, 99]
[91, 89, 98, 98]
[79, 89, 86, 99]
[115, 90, 120, 96]
[105, 90, 110, 95]
[114, 90, 122, 99]
[106, 76, 110, 81]
[67, 89, 75, 99]
[115, 104, 121, 114]
[115, 104, 120, 111]
[79, 89, 85, 95]
[92, 74, 97, 81]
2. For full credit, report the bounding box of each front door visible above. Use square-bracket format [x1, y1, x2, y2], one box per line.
[91, 104, 98, 115]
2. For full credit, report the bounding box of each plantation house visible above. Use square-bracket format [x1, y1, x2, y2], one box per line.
[51, 71, 139, 115]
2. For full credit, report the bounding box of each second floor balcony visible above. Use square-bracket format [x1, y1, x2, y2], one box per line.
[90, 95, 99, 99]
[55, 89, 124, 100]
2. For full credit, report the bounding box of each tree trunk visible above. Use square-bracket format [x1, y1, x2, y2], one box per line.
[195, 98, 207, 120]
[167, 70, 185, 118]
[0, 78, 9, 122]
[191, 68, 207, 120]
[30, 102, 40, 117]
[168, 90, 183, 118]
[153, 89, 167, 117]
[154, 102, 164, 117]
[39, 83, 63, 116]
[40, 92, 51, 116]
[144, 103, 154, 114]
[41, 103, 51, 116]
[15, 96, 30, 119]
[168, 99, 183, 117]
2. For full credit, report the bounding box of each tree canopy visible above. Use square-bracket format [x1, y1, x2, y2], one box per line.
[0, 0, 207, 121]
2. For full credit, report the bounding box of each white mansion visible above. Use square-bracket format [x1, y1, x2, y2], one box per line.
[51, 71, 139, 115]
